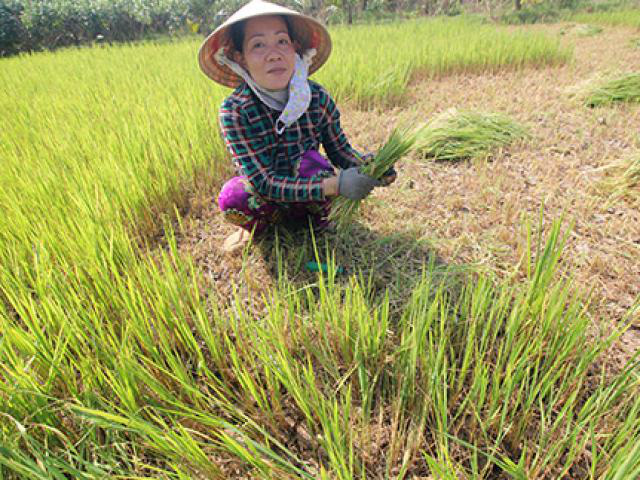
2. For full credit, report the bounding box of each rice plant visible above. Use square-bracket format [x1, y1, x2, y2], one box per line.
[416, 108, 529, 161]
[316, 17, 571, 108]
[329, 126, 419, 229]
[584, 72, 640, 107]
[621, 155, 640, 191]
[572, 10, 640, 29]
[2, 219, 639, 478]
[576, 24, 604, 36]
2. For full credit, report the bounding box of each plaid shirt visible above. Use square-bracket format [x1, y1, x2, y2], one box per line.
[219, 81, 362, 203]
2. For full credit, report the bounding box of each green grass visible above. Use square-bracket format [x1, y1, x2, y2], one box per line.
[584, 72, 640, 106]
[416, 109, 529, 161]
[572, 10, 640, 29]
[0, 19, 636, 479]
[0, 40, 231, 257]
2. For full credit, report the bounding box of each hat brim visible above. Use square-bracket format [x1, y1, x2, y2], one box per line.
[198, 4, 331, 88]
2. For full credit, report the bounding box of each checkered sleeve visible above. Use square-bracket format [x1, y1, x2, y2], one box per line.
[317, 87, 364, 169]
[219, 101, 326, 203]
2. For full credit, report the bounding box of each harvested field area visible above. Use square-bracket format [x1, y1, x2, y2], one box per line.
[394, 25, 639, 321]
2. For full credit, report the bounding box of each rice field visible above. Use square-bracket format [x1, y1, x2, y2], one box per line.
[572, 9, 640, 28]
[316, 17, 571, 107]
[1, 15, 639, 480]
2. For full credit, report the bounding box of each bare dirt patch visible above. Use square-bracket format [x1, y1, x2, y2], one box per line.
[176, 23, 639, 358]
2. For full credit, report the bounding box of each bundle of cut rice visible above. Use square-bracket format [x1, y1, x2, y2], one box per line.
[584, 72, 640, 107]
[329, 126, 418, 229]
[416, 108, 529, 162]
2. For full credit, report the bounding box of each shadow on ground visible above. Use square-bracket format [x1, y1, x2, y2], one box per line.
[174, 193, 472, 318]
[248, 220, 469, 316]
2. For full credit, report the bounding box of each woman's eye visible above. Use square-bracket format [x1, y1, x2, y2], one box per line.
[278, 38, 290, 45]
[251, 42, 264, 50]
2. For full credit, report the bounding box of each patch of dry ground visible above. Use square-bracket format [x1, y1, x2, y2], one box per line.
[178, 24, 639, 360]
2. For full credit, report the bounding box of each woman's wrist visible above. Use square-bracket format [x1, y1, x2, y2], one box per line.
[323, 175, 339, 197]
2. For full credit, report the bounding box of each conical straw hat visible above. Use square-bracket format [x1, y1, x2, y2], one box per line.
[198, 0, 332, 88]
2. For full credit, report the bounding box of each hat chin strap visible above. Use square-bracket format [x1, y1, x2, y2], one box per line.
[215, 48, 316, 134]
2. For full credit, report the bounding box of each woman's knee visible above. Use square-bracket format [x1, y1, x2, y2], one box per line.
[218, 177, 272, 231]
[217, 177, 250, 213]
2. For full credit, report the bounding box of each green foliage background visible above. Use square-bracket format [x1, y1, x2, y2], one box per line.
[4, 0, 639, 57]
[0, 0, 247, 55]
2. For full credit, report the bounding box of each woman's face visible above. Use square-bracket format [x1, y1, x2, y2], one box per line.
[237, 15, 296, 91]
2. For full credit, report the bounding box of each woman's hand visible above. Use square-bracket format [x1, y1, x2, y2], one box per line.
[360, 152, 397, 186]
[337, 167, 380, 200]
[322, 165, 393, 199]
[322, 176, 339, 197]
[380, 166, 397, 186]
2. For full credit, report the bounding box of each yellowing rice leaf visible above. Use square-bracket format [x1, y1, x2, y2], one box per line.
[600, 154, 640, 205]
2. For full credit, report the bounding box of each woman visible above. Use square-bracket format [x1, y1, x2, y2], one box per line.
[198, 0, 395, 251]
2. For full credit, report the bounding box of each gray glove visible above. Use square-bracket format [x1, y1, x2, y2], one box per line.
[338, 167, 380, 201]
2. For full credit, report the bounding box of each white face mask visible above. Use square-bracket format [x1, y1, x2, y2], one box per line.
[216, 47, 316, 134]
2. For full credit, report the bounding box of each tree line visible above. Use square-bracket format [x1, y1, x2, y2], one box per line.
[0, 0, 632, 56]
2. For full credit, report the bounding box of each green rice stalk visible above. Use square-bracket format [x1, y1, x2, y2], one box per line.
[329, 126, 419, 229]
[585, 72, 640, 107]
[572, 10, 640, 29]
[416, 108, 529, 162]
